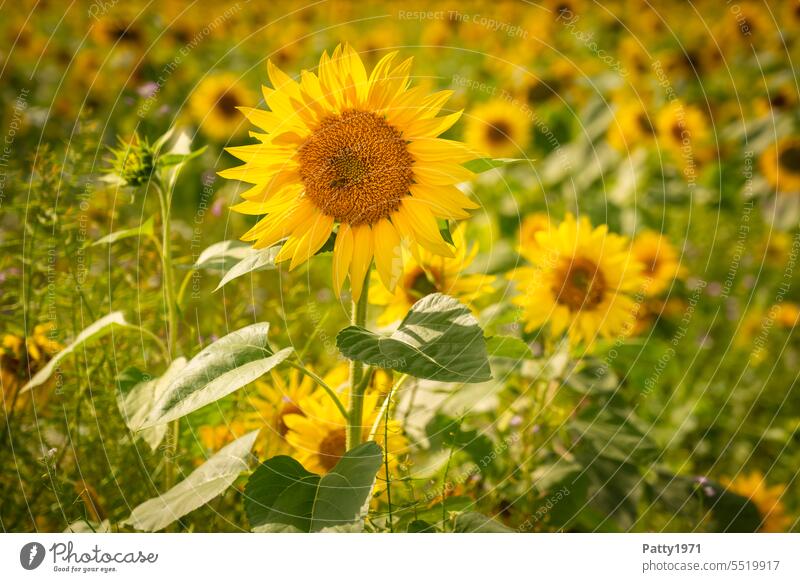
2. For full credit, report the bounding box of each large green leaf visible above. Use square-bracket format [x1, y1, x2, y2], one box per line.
[215, 247, 280, 291]
[92, 216, 155, 246]
[245, 441, 383, 532]
[125, 430, 259, 532]
[337, 293, 491, 383]
[21, 312, 131, 393]
[140, 323, 291, 427]
[116, 358, 187, 450]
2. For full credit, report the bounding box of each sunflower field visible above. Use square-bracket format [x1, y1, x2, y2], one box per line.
[1, 0, 799, 534]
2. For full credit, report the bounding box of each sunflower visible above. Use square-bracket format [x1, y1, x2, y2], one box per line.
[244, 367, 324, 457]
[464, 98, 531, 159]
[189, 73, 256, 141]
[284, 380, 407, 476]
[760, 137, 800, 193]
[220, 44, 478, 300]
[608, 100, 657, 152]
[1, 324, 61, 413]
[518, 212, 552, 258]
[510, 214, 644, 346]
[655, 101, 711, 162]
[370, 223, 495, 325]
[722, 472, 792, 532]
[631, 230, 682, 296]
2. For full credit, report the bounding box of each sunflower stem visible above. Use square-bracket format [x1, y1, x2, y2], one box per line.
[154, 177, 180, 491]
[347, 268, 371, 449]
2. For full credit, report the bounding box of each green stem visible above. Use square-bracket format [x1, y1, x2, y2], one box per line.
[155, 178, 180, 490]
[155, 181, 178, 358]
[346, 268, 371, 450]
[285, 360, 348, 420]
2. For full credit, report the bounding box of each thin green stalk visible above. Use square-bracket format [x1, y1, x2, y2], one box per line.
[154, 178, 180, 490]
[383, 400, 394, 533]
[285, 360, 348, 420]
[346, 268, 371, 450]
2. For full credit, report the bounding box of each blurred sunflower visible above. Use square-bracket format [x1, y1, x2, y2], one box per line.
[221, 44, 478, 300]
[464, 98, 531, 159]
[370, 223, 495, 325]
[722, 472, 792, 532]
[608, 101, 657, 152]
[760, 137, 800, 193]
[656, 102, 711, 162]
[284, 381, 407, 475]
[245, 365, 348, 456]
[1, 324, 62, 412]
[631, 230, 682, 296]
[771, 302, 800, 329]
[518, 212, 552, 258]
[189, 73, 256, 141]
[510, 214, 644, 346]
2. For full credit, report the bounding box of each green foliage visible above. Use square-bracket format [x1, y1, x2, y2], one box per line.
[337, 293, 491, 383]
[245, 442, 383, 532]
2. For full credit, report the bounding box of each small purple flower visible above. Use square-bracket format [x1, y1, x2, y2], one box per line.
[510, 415, 523, 427]
[137, 82, 159, 98]
[211, 198, 224, 217]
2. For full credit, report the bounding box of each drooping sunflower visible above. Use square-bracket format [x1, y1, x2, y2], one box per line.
[510, 214, 644, 346]
[631, 230, 683, 296]
[221, 44, 479, 300]
[369, 223, 495, 325]
[760, 137, 800, 193]
[189, 73, 256, 141]
[464, 98, 531, 159]
[284, 380, 407, 476]
[722, 472, 792, 532]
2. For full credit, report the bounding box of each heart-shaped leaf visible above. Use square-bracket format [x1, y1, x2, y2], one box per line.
[141, 323, 291, 427]
[337, 293, 491, 383]
[125, 430, 259, 532]
[245, 441, 382, 533]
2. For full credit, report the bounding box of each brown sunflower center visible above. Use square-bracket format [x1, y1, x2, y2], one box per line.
[298, 109, 414, 226]
[553, 257, 607, 311]
[406, 266, 439, 299]
[276, 401, 303, 437]
[487, 120, 512, 144]
[217, 91, 240, 119]
[318, 428, 347, 471]
[778, 145, 800, 173]
[637, 113, 655, 135]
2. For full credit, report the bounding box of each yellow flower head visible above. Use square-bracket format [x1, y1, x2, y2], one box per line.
[760, 137, 800, 193]
[370, 223, 495, 325]
[631, 230, 683, 296]
[518, 212, 552, 259]
[464, 98, 531, 159]
[722, 472, 792, 532]
[284, 371, 407, 476]
[608, 100, 657, 152]
[189, 73, 256, 141]
[511, 214, 644, 346]
[221, 44, 479, 300]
